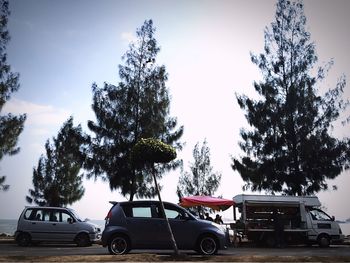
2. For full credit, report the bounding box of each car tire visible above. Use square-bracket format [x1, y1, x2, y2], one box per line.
[75, 233, 91, 247]
[16, 233, 31, 247]
[318, 234, 330, 248]
[108, 234, 130, 255]
[196, 235, 218, 255]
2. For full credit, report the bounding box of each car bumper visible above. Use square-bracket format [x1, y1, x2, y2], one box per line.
[90, 232, 102, 244]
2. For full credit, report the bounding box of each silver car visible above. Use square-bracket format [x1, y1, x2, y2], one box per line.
[101, 200, 230, 255]
[15, 206, 101, 246]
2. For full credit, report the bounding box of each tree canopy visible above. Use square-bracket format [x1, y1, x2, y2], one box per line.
[177, 139, 222, 199]
[131, 138, 177, 167]
[0, 0, 26, 191]
[232, 0, 349, 195]
[86, 19, 183, 200]
[26, 117, 88, 206]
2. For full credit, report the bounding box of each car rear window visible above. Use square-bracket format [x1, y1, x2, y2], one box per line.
[23, 209, 33, 220]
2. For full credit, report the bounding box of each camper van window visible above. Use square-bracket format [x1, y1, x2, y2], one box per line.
[309, 208, 332, 221]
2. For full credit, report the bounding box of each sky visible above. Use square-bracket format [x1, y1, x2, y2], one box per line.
[1, 0, 350, 225]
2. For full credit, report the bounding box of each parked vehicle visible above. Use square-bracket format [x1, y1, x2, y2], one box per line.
[232, 194, 344, 247]
[102, 200, 230, 255]
[15, 206, 101, 247]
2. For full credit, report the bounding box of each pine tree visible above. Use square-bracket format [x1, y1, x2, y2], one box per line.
[0, 0, 26, 191]
[232, 0, 349, 195]
[26, 117, 88, 206]
[177, 139, 222, 209]
[86, 20, 183, 200]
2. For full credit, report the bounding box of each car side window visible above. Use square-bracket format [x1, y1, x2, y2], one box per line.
[132, 207, 152, 218]
[33, 209, 44, 221]
[61, 211, 73, 223]
[309, 208, 332, 221]
[155, 204, 186, 220]
[164, 207, 183, 219]
[42, 210, 50, 221]
[50, 210, 60, 222]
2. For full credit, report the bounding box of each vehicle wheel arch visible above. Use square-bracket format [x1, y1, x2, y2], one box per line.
[195, 232, 219, 255]
[317, 233, 331, 248]
[107, 232, 131, 255]
[16, 232, 31, 247]
[74, 231, 91, 247]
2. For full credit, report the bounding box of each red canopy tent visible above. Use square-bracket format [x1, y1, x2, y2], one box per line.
[180, 196, 235, 211]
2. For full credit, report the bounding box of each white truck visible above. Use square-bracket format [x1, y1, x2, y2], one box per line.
[232, 194, 344, 247]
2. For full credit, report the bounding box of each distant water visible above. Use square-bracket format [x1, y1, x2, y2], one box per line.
[0, 219, 17, 236]
[340, 223, 350, 236]
[0, 219, 105, 236]
[0, 219, 348, 237]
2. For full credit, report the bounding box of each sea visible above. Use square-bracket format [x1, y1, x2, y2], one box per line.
[0, 219, 105, 236]
[0, 219, 349, 237]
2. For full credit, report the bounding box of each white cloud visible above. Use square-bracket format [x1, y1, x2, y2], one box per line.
[3, 98, 71, 126]
[121, 32, 136, 44]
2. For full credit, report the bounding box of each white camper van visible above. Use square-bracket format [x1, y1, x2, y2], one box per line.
[232, 194, 344, 247]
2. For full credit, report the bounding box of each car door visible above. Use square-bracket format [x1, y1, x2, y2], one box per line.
[27, 208, 57, 241]
[123, 203, 166, 248]
[309, 208, 337, 236]
[49, 209, 77, 242]
[163, 203, 198, 249]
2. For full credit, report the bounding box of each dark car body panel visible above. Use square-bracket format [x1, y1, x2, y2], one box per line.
[102, 200, 228, 251]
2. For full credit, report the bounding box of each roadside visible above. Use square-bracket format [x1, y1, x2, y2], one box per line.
[1, 236, 350, 262]
[2, 254, 350, 262]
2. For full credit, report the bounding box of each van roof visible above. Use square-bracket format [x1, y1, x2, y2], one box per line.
[233, 194, 321, 207]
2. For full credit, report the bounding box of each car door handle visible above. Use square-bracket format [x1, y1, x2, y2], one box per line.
[52, 223, 56, 226]
[31, 222, 36, 225]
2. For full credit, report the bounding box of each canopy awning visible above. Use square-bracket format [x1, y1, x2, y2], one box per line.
[180, 196, 235, 211]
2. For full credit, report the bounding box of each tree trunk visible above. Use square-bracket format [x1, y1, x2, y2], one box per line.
[152, 165, 179, 255]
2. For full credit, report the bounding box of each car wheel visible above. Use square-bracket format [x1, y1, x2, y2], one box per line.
[75, 233, 91, 247]
[318, 234, 330, 248]
[16, 233, 31, 247]
[108, 235, 130, 255]
[197, 235, 218, 255]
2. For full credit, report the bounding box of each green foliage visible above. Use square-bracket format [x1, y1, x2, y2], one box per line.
[26, 117, 88, 207]
[0, 0, 26, 191]
[232, 0, 349, 195]
[86, 19, 183, 200]
[177, 139, 221, 200]
[131, 138, 176, 168]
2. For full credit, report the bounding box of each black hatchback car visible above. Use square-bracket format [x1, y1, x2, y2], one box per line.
[101, 200, 230, 255]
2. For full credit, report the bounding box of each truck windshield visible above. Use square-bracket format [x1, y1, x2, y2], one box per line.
[309, 208, 332, 221]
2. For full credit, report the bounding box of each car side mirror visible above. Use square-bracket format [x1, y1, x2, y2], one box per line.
[183, 213, 192, 221]
[67, 218, 73, 224]
[331, 216, 335, 221]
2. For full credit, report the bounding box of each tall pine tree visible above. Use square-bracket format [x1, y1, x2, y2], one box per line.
[177, 139, 222, 211]
[86, 20, 183, 200]
[26, 117, 88, 206]
[232, 0, 349, 196]
[0, 0, 26, 191]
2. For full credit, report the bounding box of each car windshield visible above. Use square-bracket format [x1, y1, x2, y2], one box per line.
[69, 209, 82, 222]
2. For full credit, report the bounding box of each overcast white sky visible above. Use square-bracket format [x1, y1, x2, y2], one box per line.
[1, 0, 349, 227]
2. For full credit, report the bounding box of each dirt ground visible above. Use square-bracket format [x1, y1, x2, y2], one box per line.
[1, 236, 350, 262]
[1, 253, 350, 262]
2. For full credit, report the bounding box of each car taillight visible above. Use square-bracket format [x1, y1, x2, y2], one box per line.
[105, 210, 112, 225]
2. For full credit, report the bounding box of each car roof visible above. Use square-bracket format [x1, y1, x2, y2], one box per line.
[24, 206, 71, 210]
[110, 200, 180, 206]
